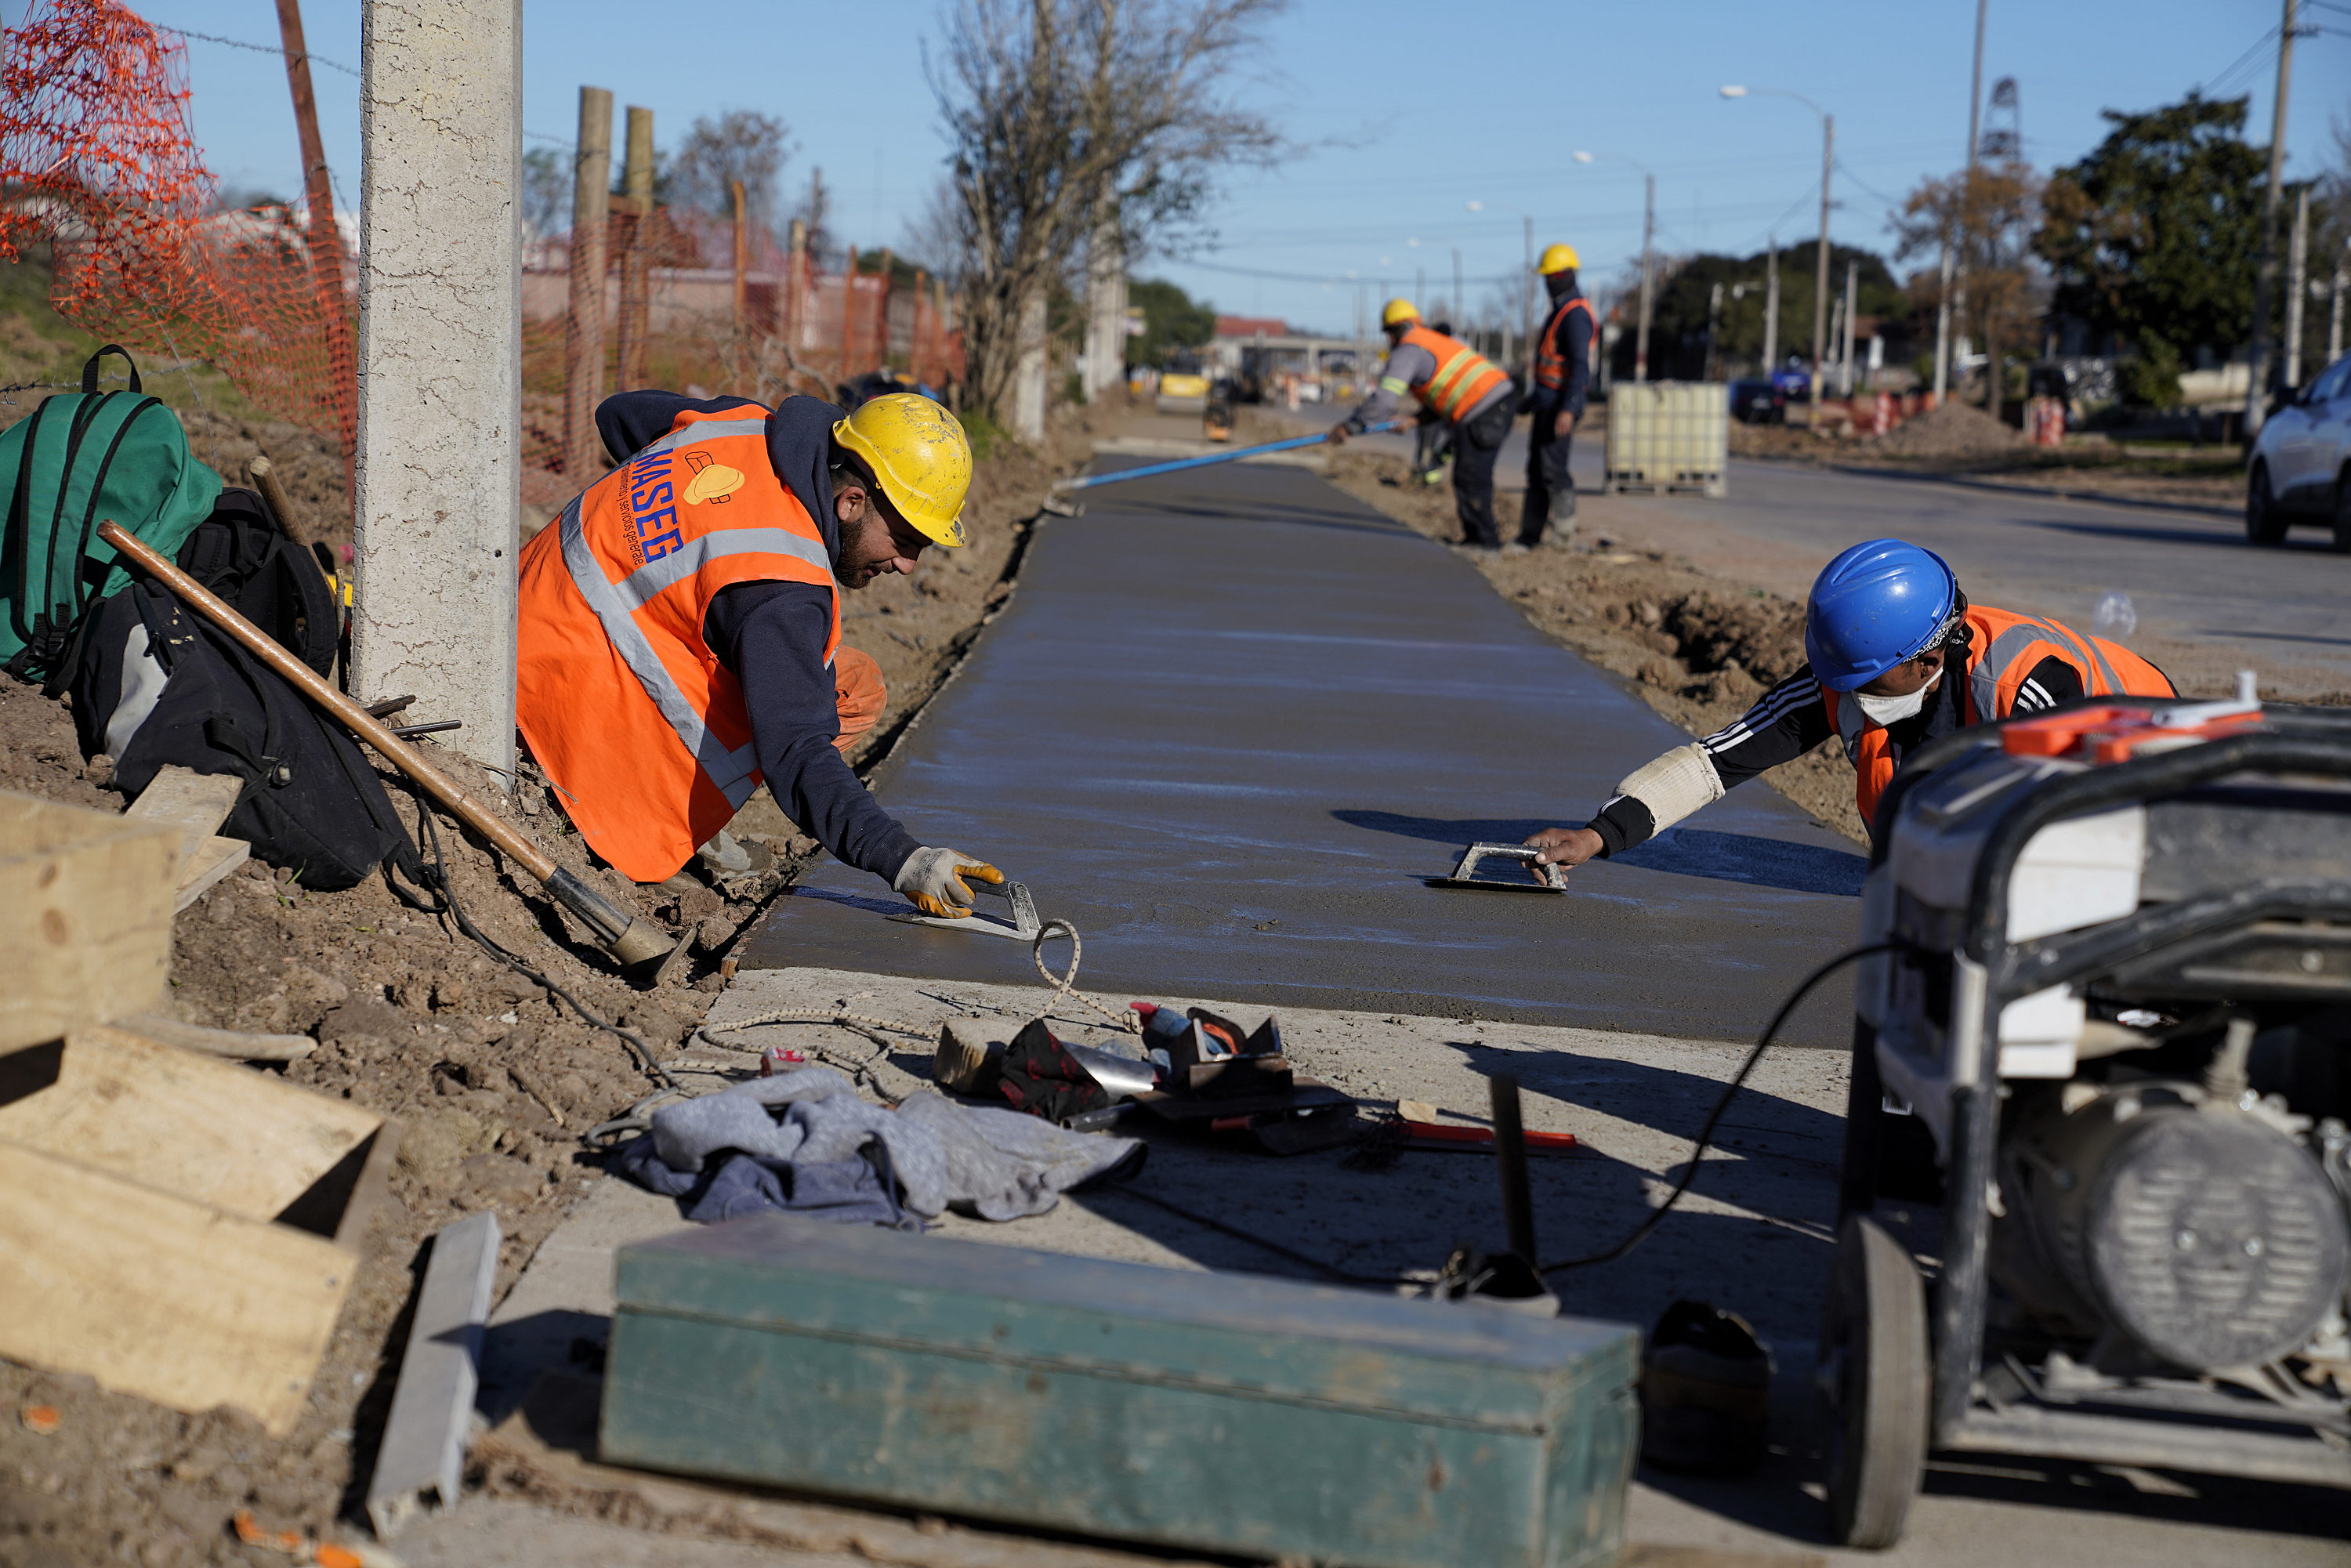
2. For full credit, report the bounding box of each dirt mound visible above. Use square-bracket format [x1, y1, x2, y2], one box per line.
[1860, 400, 2023, 460]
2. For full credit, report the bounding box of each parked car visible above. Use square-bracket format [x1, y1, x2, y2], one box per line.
[1729, 377, 1786, 425]
[2247, 354, 2351, 549]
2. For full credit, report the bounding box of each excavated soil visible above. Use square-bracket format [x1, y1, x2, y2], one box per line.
[1323, 446, 1867, 844]
[1854, 400, 2026, 459]
[0, 397, 1099, 1565]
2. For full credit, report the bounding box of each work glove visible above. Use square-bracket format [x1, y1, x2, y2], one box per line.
[893, 846, 1004, 919]
[1324, 425, 1349, 445]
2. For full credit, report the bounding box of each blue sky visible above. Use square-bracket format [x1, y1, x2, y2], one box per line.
[23, 0, 2350, 335]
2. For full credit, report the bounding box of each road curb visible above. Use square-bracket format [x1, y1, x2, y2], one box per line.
[1809, 460, 2241, 521]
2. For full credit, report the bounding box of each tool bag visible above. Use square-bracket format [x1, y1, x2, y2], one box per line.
[69, 503, 419, 892]
[1, 346, 223, 686]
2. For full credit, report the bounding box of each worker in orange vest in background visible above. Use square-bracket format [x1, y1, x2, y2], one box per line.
[515, 391, 1005, 920]
[1521, 539, 2175, 871]
[1328, 299, 1518, 554]
[1523, 243, 1596, 551]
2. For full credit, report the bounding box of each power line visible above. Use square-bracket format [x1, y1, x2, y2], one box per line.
[1835, 161, 1908, 212]
[2197, 23, 2281, 98]
[158, 22, 358, 78]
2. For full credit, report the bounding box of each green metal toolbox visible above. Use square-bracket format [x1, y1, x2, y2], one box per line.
[602, 1215, 1639, 1568]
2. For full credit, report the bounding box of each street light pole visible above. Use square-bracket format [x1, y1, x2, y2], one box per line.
[1571, 150, 1658, 382]
[1522, 215, 1535, 385]
[1764, 236, 1780, 371]
[1934, 0, 1988, 403]
[1722, 85, 1835, 413]
[2244, 0, 2299, 437]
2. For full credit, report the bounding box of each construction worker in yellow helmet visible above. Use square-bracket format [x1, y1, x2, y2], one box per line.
[1522, 242, 1596, 551]
[515, 388, 1005, 920]
[1329, 297, 1519, 553]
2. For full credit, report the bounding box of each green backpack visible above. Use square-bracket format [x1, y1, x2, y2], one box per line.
[2, 345, 222, 685]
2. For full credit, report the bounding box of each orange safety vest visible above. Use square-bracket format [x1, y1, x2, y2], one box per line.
[1824, 603, 2175, 824]
[515, 406, 841, 882]
[1396, 324, 1511, 423]
[1534, 295, 1596, 392]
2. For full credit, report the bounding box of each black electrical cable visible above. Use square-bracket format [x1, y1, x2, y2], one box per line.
[1088, 1184, 1401, 1287]
[397, 784, 673, 1089]
[1539, 941, 1896, 1274]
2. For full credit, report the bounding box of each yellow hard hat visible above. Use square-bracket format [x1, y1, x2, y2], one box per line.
[1380, 298, 1422, 329]
[831, 393, 972, 548]
[1538, 243, 1581, 275]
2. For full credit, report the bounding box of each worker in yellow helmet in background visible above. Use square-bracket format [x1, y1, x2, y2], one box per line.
[1328, 298, 1519, 553]
[515, 389, 1003, 918]
[1522, 243, 1597, 551]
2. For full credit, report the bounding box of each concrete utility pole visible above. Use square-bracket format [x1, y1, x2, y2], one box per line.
[1764, 237, 1780, 371]
[839, 241, 858, 380]
[1451, 248, 1464, 333]
[1842, 261, 1859, 393]
[2284, 183, 2310, 389]
[562, 87, 611, 482]
[2244, 0, 2298, 436]
[272, 0, 357, 497]
[1814, 118, 1834, 409]
[1012, 288, 1047, 443]
[2331, 240, 2348, 361]
[1638, 175, 1656, 382]
[1082, 206, 1127, 402]
[1521, 216, 1535, 384]
[614, 106, 654, 390]
[785, 218, 807, 353]
[1706, 281, 1724, 382]
[354, 0, 521, 774]
[1933, 0, 1989, 403]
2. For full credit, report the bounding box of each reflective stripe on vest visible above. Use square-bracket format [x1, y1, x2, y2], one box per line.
[516, 406, 840, 881]
[1400, 325, 1509, 422]
[1826, 603, 2174, 824]
[1534, 296, 1595, 390]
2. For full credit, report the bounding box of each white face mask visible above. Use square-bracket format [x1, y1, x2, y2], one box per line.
[1853, 668, 1942, 726]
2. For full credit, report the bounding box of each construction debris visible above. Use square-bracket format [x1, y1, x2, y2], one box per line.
[367, 1212, 499, 1539]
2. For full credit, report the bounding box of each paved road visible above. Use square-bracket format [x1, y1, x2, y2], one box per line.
[1270, 404, 2351, 697]
[744, 454, 1864, 1045]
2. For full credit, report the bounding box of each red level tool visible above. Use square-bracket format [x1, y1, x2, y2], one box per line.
[1402, 1119, 1578, 1153]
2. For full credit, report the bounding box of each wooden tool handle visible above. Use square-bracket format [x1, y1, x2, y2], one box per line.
[244, 456, 307, 548]
[96, 521, 556, 882]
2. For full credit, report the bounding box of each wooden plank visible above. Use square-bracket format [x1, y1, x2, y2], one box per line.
[0, 1139, 353, 1435]
[0, 789, 177, 1050]
[0, 1024, 379, 1222]
[125, 765, 245, 863]
[174, 835, 250, 911]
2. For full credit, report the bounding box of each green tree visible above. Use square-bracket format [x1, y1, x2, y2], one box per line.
[1127, 277, 1215, 368]
[2033, 94, 2267, 407]
[1628, 243, 1903, 381]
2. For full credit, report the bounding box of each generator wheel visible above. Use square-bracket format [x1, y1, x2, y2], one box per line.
[1822, 1213, 1929, 1549]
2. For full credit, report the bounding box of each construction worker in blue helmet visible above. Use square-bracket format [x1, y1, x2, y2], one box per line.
[1521, 539, 2177, 869]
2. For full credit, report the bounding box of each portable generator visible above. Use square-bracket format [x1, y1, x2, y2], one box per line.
[1827, 684, 2351, 1547]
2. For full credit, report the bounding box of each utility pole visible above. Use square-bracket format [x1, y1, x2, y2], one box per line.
[562, 88, 611, 482]
[272, 0, 357, 500]
[614, 105, 654, 390]
[2284, 183, 2310, 389]
[1813, 117, 1834, 411]
[1451, 248, 1464, 334]
[1636, 172, 1656, 382]
[2331, 239, 2347, 361]
[1706, 281, 1724, 382]
[2244, 0, 2299, 436]
[1521, 216, 1535, 384]
[1933, 0, 1988, 404]
[355, 0, 520, 774]
[1763, 237, 1780, 372]
[730, 179, 748, 330]
[1842, 261, 1859, 394]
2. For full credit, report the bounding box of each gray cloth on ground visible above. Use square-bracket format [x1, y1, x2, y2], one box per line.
[647, 1065, 1143, 1220]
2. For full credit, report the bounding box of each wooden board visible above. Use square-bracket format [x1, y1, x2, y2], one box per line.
[0, 789, 178, 1050]
[0, 1139, 353, 1435]
[0, 1023, 381, 1223]
[174, 835, 250, 910]
[125, 766, 244, 861]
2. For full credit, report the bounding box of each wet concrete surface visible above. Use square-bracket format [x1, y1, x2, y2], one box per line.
[744, 455, 1864, 1044]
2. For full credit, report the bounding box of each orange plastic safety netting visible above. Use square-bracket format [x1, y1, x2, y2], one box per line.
[0, 0, 357, 478]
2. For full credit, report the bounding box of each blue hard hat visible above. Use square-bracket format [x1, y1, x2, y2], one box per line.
[1803, 539, 1960, 692]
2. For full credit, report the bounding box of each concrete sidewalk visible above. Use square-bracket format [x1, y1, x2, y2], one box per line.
[404, 968, 2349, 1567]
[743, 449, 1865, 1045]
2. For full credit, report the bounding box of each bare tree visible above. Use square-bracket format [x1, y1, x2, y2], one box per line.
[927, 0, 1288, 422]
[1896, 160, 2044, 423]
[668, 110, 793, 235]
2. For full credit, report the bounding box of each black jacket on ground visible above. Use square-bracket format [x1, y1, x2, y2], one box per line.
[595, 390, 918, 882]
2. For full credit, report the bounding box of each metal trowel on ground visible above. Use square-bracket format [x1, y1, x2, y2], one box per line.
[889, 878, 1045, 940]
[1426, 842, 1570, 894]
